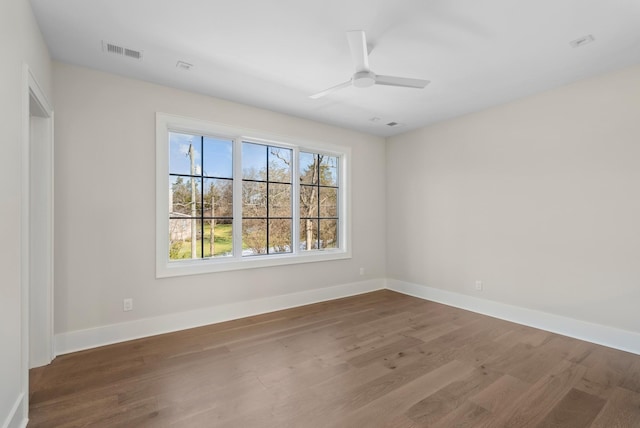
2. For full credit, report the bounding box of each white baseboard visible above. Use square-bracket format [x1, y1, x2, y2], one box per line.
[54, 277, 640, 357]
[387, 278, 640, 356]
[55, 278, 385, 355]
[2, 393, 26, 428]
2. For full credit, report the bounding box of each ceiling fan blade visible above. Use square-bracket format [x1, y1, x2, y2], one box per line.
[309, 80, 352, 99]
[346, 30, 369, 72]
[375, 75, 430, 89]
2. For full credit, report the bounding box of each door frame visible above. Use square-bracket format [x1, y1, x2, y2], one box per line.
[21, 63, 54, 420]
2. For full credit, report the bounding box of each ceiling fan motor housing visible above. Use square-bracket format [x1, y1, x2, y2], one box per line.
[353, 71, 376, 88]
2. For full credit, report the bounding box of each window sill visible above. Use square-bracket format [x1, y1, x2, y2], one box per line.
[156, 249, 352, 278]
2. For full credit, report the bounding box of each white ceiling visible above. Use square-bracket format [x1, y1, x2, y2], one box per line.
[30, 0, 640, 137]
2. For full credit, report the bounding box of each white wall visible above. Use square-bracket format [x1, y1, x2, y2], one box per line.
[0, 0, 51, 426]
[387, 64, 640, 334]
[53, 63, 386, 343]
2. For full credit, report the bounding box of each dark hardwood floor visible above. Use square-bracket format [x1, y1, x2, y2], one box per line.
[29, 290, 640, 427]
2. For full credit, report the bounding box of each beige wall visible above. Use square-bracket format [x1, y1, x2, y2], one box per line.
[387, 64, 640, 333]
[0, 0, 52, 424]
[53, 62, 386, 335]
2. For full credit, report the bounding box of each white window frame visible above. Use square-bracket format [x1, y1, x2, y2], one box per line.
[156, 113, 351, 278]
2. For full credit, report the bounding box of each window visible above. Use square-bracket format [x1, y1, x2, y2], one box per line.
[241, 142, 293, 255]
[168, 133, 233, 260]
[299, 152, 339, 251]
[156, 113, 351, 277]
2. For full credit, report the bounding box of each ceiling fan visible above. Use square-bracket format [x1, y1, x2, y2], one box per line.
[310, 30, 430, 99]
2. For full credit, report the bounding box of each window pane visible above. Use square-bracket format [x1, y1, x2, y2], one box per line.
[169, 132, 201, 176]
[202, 219, 233, 258]
[300, 184, 318, 217]
[319, 187, 338, 218]
[242, 181, 266, 217]
[299, 150, 340, 253]
[320, 219, 338, 249]
[299, 152, 317, 185]
[204, 178, 233, 218]
[169, 218, 192, 259]
[170, 176, 201, 217]
[169, 219, 201, 260]
[268, 183, 291, 217]
[242, 219, 267, 255]
[202, 137, 233, 179]
[242, 142, 267, 180]
[269, 219, 292, 254]
[299, 219, 318, 251]
[195, 220, 206, 258]
[319, 155, 339, 186]
[268, 147, 292, 183]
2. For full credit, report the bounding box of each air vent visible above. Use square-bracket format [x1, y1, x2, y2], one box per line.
[569, 35, 595, 48]
[105, 43, 123, 55]
[102, 41, 143, 60]
[124, 48, 142, 59]
[176, 61, 194, 71]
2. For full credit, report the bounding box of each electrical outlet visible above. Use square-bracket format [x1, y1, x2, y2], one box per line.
[474, 280, 483, 291]
[359, 267, 365, 276]
[123, 298, 133, 312]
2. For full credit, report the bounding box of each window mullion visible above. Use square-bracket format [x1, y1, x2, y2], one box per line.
[292, 146, 300, 255]
[232, 137, 243, 259]
[200, 136, 204, 259]
[265, 145, 270, 255]
[316, 155, 321, 250]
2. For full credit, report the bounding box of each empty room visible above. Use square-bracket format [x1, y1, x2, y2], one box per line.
[2, 0, 640, 426]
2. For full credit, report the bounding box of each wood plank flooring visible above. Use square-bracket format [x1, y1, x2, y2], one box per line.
[28, 290, 640, 427]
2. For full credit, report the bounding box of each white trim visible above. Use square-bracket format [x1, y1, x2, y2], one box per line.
[20, 64, 54, 427]
[158, 250, 352, 277]
[27, 74, 53, 114]
[19, 64, 29, 428]
[23, 64, 55, 369]
[55, 278, 385, 355]
[53, 277, 640, 358]
[2, 393, 27, 428]
[156, 112, 352, 278]
[387, 278, 640, 356]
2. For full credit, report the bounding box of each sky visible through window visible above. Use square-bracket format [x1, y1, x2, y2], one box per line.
[169, 132, 338, 184]
[169, 132, 233, 178]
